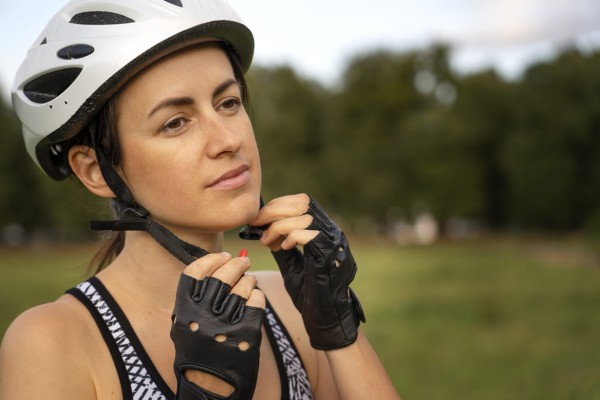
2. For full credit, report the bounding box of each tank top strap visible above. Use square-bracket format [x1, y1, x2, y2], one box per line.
[263, 298, 314, 400]
[67, 277, 174, 400]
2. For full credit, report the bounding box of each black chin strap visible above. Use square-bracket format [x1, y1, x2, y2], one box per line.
[88, 123, 208, 266]
[91, 203, 208, 265]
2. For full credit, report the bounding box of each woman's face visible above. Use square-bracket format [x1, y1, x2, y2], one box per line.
[115, 43, 261, 237]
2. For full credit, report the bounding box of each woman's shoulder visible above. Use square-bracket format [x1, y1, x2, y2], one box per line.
[252, 270, 340, 397]
[0, 295, 100, 398]
[1, 295, 92, 355]
[252, 270, 284, 295]
[251, 271, 326, 388]
[252, 270, 308, 336]
[252, 270, 293, 314]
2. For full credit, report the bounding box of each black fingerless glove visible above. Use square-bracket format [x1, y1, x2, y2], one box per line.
[272, 196, 366, 351]
[170, 275, 265, 400]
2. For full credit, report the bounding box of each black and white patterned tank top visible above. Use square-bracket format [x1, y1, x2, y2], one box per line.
[67, 277, 313, 400]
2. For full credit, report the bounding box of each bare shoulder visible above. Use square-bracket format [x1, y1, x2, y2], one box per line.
[252, 271, 336, 397]
[253, 270, 341, 398]
[0, 295, 91, 358]
[252, 270, 312, 346]
[0, 295, 98, 399]
[252, 270, 294, 315]
[252, 270, 286, 300]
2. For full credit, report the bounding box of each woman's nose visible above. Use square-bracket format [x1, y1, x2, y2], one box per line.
[204, 114, 243, 158]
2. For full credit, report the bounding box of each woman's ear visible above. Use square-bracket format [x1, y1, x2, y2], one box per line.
[68, 145, 116, 198]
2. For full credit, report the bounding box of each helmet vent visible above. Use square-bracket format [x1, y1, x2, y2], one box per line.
[164, 0, 183, 6]
[70, 11, 134, 25]
[57, 44, 95, 60]
[40, 38, 47, 45]
[23, 68, 82, 104]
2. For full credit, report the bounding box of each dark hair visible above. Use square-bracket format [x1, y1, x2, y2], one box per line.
[72, 42, 251, 275]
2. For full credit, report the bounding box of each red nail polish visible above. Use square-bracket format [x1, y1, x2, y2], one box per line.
[239, 249, 248, 257]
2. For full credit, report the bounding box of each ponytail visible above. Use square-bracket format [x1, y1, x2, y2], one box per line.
[88, 230, 125, 275]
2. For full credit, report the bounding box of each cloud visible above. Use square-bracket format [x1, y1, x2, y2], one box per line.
[441, 0, 600, 48]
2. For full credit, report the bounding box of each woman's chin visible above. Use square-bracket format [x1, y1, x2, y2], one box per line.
[153, 192, 261, 237]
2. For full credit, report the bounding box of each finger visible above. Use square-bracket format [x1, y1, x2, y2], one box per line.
[272, 246, 305, 277]
[183, 252, 232, 280]
[264, 236, 285, 252]
[210, 256, 251, 287]
[245, 288, 266, 309]
[280, 229, 320, 251]
[229, 274, 258, 300]
[250, 193, 310, 227]
[260, 214, 313, 247]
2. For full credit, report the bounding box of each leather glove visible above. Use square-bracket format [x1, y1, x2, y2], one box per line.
[272, 196, 366, 351]
[170, 274, 265, 400]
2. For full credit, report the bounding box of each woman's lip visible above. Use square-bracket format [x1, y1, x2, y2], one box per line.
[208, 165, 250, 189]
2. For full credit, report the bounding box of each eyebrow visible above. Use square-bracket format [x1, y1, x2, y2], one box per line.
[148, 96, 194, 118]
[213, 78, 240, 98]
[147, 78, 240, 119]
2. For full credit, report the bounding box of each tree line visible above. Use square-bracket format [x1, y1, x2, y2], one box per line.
[1, 44, 599, 243]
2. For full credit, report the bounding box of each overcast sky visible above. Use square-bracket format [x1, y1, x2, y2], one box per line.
[1, 0, 600, 103]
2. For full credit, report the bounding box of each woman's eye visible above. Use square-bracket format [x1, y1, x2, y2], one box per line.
[219, 97, 242, 112]
[161, 117, 186, 134]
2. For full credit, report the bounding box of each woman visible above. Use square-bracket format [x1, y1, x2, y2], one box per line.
[0, 0, 399, 399]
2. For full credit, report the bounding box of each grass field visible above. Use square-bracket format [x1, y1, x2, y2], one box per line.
[1, 236, 599, 399]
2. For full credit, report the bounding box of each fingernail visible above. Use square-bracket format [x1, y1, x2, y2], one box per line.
[239, 257, 250, 266]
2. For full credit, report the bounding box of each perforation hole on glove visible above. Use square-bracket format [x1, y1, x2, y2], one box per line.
[238, 341, 250, 351]
[183, 370, 235, 397]
[188, 321, 199, 332]
[214, 334, 227, 343]
[335, 246, 345, 268]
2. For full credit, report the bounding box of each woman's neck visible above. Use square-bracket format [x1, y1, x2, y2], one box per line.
[96, 230, 223, 314]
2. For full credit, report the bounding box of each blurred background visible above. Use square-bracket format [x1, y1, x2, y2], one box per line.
[1, 1, 600, 398]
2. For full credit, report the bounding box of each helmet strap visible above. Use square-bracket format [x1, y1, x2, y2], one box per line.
[88, 121, 141, 211]
[87, 122, 208, 265]
[90, 208, 208, 265]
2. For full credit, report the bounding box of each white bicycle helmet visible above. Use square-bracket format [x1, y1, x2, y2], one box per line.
[12, 0, 254, 180]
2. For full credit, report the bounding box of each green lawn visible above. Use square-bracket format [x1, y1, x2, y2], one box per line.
[1, 236, 599, 399]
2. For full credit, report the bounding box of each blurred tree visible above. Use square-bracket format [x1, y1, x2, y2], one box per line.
[501, 48, 600, 229]
[246, 65, 330, 203]
[0, 99, 49, 233]
[323, 45, 484, 229]
[446, 70, 515, 228]
[323, 49, 426, 224]
[399, 107, 486, 224]
[398, 46, 491, 225]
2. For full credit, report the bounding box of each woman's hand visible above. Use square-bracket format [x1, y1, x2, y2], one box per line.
[170, 253, 265, 400]
[249, 194, 318, 251]
[249, 194, 365, 351]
